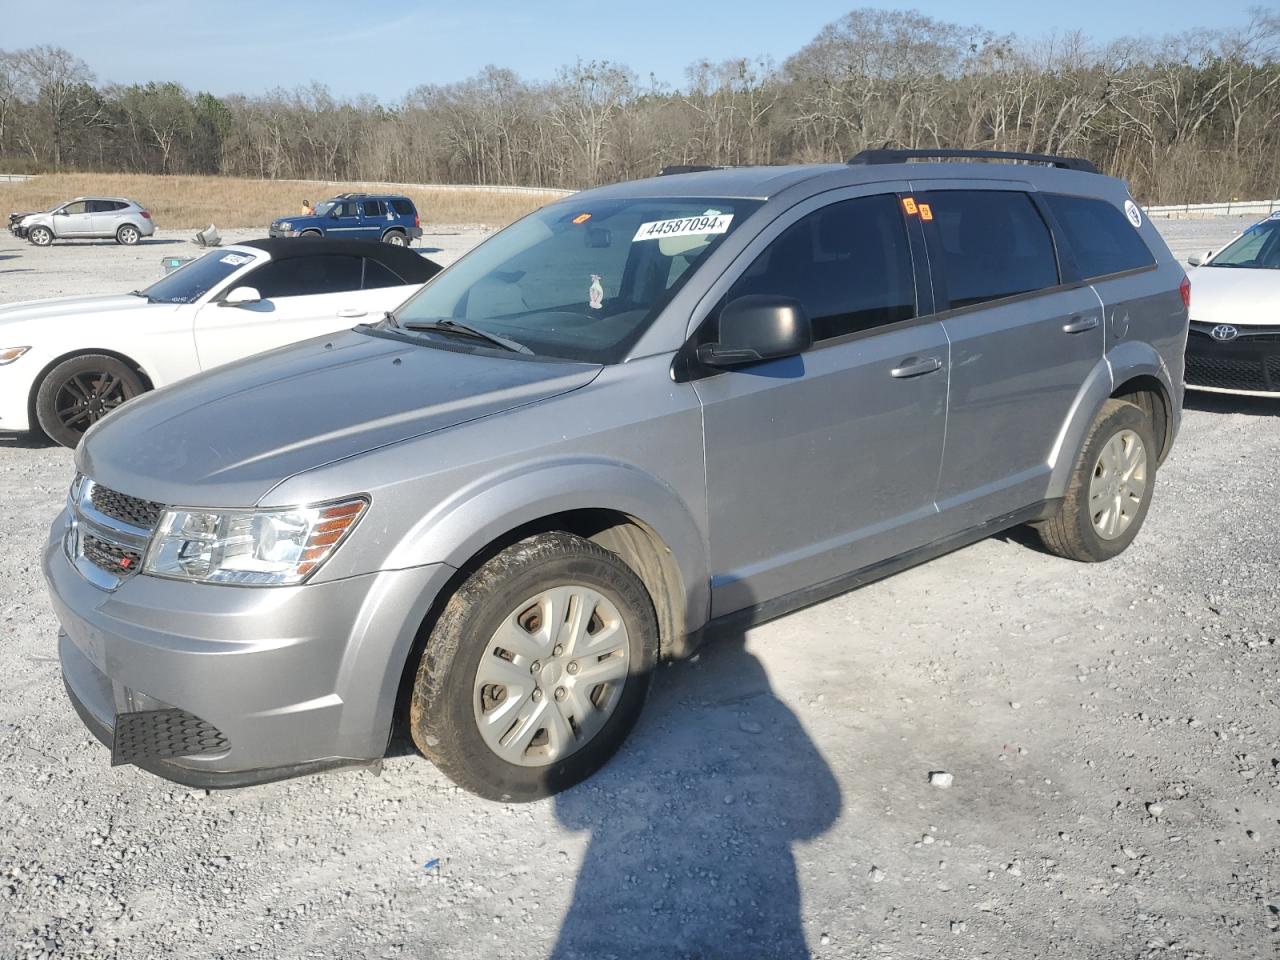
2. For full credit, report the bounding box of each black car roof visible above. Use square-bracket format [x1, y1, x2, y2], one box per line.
[236, 237, 440, 283]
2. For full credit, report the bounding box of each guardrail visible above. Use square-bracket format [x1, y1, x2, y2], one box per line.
[1145, 198, 1280, 219]
[0, 174, 36, 183]
[274, 177, 576, 197]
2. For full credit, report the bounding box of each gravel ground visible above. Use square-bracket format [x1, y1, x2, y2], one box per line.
[0, 218, 1277, 960]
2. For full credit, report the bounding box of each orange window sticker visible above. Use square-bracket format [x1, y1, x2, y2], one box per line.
[572, 213, 592, 225]
[918, 203, 933, 221]
[902, 197, 918, 215]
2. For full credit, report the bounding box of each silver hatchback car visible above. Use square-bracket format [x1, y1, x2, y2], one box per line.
[45, 150, 1189, 800]
[15, 196, 155, 246]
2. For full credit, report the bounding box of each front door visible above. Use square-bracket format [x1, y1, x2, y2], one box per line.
[54, 200, 94, 238]
[325, 200, 363, 236]
[919, 186, 1105, 519]
[694, 190, 950, 617]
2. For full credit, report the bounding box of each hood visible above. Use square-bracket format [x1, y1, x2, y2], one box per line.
[0, 293, 152, 329]
[77, 329, 602, 507]
[1188, 266, 1280, 327]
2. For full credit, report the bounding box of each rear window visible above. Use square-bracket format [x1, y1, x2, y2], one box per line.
[390, 198, 414, 216]
[1044, 194, 1155, 279]
[925, 190, 1060, 309]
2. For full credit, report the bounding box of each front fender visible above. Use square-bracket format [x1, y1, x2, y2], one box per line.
[383, 456, 711, 640]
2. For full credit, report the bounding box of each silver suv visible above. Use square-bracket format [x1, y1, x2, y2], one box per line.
[44, 150, 1188, 800]
[15, 196, 155, 246]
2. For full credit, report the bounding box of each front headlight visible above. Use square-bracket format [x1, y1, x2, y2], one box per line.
[0, 346, 30, 365]
[143, 497, 367, 585]
[279, 221, 292, 230]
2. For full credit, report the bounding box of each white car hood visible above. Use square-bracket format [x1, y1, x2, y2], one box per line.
[1188, 266, 1280, 327]
[0, 294, 155, 332]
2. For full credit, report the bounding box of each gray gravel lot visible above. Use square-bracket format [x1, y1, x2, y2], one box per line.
[1, 218, 1277, 959]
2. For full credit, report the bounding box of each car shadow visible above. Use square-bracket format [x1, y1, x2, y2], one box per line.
[549, 621, 841, 959]
[1183, 390, 1280, 418]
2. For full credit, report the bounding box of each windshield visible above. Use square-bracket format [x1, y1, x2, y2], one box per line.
[1209, 217, 1280, 269]
[312, 201, 336, 217]
[139, 250, 258, 304]
[389, 197, 760, 363]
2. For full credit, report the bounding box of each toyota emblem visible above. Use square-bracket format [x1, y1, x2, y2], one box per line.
[1210, 324, 1239, 341]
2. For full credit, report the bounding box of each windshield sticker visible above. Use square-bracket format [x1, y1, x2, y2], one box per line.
[1124, 200, 1143, 229]
[219, 253, 254, 266]
[633, 213, 733, 242]
[588, 274, 604, 310]
[572, 213, 592, 225]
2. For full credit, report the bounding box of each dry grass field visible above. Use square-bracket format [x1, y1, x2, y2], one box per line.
[0, 173, 568, 228]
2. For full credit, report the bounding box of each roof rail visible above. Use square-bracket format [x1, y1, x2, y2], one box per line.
[848, 148, 1099, 174]
[658, 164, 724, 176]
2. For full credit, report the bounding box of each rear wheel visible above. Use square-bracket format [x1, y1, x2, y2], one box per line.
[115, 224, 141, 245]
[28, 225, 53, 246]
[409, 532, 658, 801]
[35, 354, 146, 448]
[1034, 399, 1157, 562]
[382, 230, 408, 246]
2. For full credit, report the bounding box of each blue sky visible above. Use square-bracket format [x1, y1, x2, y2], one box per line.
[5, 0, 1265, 100]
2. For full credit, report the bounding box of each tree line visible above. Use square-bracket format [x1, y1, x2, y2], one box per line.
[1, 7, 1278, 203]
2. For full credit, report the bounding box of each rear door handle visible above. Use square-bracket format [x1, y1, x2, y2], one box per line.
[338, 307, 367, 318]
[890, 356, 943, 378]
[1062, 315, 1099, 334]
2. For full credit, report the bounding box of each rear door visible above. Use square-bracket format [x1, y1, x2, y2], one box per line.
[694, 186, 951, 616]
[192, 254, 369, 369]
[360, 199, 388, 239]
[90, 200, 126, 235]
[918, 183, 1104, 521]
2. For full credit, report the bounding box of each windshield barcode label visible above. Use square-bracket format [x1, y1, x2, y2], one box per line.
[632, 214, 733, 242]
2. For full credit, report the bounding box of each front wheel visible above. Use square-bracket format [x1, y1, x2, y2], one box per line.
[28, 225, 53, 246]
[35, 354, 146, 448]
[409, 532, 658, 801]
[1034, 399, 1157, 562]
[116, 224, 141, 245]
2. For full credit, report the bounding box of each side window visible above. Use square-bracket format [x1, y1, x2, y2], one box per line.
[106, 201, 128, 212]
[719, 193, 916, 342]
[85, 200, 105, 213]
[362, 199, 385, 218]
[925, 190, 1059, 309]
[390, 198, 414, 217]
[1044, 194, 1155, 279]
[333, 201, 358, 219]
[362, 258, 406, 289]
[62, 201, 88, 215]
[245, 255, 366, 299]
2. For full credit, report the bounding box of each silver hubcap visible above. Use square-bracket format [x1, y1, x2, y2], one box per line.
[33, 230, 50, 245]
[121, 228, 137, 243]
[1088, 428, 1147, 540]
[473, 585, 630, 767]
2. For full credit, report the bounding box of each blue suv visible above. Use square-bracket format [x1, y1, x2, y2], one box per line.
[269, 193, 423, 246]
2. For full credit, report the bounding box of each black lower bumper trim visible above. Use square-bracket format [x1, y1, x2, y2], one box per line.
[63, 673, 377, 789]
[1185, 331, 1280, 393]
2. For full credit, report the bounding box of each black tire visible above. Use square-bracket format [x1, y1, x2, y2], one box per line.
[35, 354, 146, 448]
[409, 531, 659, 801]
[1034, 399, 1157, 562]
[300, 229, 322, 238]
[115, 223, 141, 246]
[381, 230, 408, 246]
[28, 225, 53, 246]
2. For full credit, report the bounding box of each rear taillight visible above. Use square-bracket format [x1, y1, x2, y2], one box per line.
[414, 213, 420, 228]
[1179, 275, 1190, 309]
[140, 210, 151, 220]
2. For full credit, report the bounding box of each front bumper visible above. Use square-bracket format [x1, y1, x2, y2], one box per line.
[267, 225, 298, 238]
[1185, 322, 1280, 397]
[44, 519, 454, 786]
[0, 362, 34, 432]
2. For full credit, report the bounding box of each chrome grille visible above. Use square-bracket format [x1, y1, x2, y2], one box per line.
[89, 484, 163, 531]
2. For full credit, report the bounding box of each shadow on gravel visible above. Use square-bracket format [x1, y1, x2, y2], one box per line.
[550, 624, 841, 960]
[1184, 391, 1280, 418]
[0, 431, 53, 449]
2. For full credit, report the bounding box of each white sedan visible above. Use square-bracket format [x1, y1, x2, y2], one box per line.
[1184, 212, 1280, 397]
[0, 238, 440, 446]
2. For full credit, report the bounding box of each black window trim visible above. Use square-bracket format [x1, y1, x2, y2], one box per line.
[1038, 190, 1160, 287]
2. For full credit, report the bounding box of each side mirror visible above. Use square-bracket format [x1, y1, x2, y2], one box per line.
[220, 286, 262, 307]
[697, 295, 813, 368]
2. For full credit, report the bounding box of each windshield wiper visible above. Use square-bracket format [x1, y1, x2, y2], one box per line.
[394, 314, 533, 355]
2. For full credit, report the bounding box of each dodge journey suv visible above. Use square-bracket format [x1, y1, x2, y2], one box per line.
[45, 150, 1188, 801]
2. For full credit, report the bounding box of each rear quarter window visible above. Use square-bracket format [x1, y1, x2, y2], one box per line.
[390, 199, 414, 216]
[1044, 194, 1155, 280]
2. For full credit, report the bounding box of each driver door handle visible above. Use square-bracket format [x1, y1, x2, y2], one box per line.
[890, 356, 943, 379]
[337, 307, 367, 318]
[1062, 315, 1099, 334]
